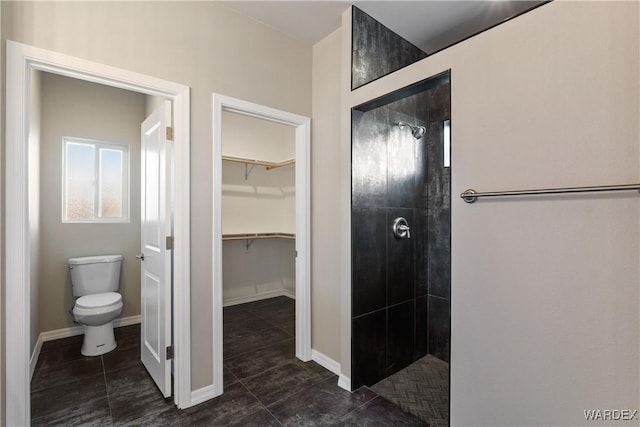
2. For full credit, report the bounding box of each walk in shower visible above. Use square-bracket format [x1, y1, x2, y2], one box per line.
[351, 70, 451, 382]
[350, 72, 451, 424]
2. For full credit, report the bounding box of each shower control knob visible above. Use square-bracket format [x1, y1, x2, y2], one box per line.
[392, 217, 411, 240]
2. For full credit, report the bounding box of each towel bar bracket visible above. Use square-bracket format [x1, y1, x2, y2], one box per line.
[462, 189, 478, 203]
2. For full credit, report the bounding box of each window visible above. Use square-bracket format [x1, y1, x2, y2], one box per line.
[63, 137, 130, 222]
[443, 119, 451, 168]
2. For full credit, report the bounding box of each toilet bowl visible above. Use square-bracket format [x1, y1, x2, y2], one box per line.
[73, 292, 123, 356]
[68, 255, 124, 357]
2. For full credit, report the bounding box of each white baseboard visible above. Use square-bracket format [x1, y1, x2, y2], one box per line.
[190, 384, 220, 406]
[311, 349, 341, 376]
[29, 338, 44, 381]
[338, 374, 351, 392]
[188, 350, 341, 408]
[30, 315, 141, 381]
[311, 349, 351, 392]
[114, 315, 142, 328]
[223, 290, 295, 307]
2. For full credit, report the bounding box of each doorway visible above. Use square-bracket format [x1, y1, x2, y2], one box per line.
[220, 110, 297, 391]
[5, 41, 192, 425]
[31, 69, 145, 369]
[211, 94, 311, 397]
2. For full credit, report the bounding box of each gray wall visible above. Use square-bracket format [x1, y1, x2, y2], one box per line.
[1, 0, 313, 392]
[311, 28, 343, 364]
[145, 95, 165, 117]
[38, 72, 146, 333]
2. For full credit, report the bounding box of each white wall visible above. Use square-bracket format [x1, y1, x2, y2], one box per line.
[221, 112, 295, 235]
[222, 239, 295, 304]
[221, 112, 296, 304]
[337, 2, 639, 425]
[311, 28, 343, 364]
[222, 111, 295, 162]
[0, 0, 312, 392]
[222, 162, 295, 235]
[38, 72, 146, 332]
[29, 70, 41, 354]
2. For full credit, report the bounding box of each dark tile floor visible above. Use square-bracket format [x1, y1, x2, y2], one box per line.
[31, 296, 427, 426]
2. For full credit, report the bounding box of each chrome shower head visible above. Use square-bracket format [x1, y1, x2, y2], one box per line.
[396, 122, 426, 140]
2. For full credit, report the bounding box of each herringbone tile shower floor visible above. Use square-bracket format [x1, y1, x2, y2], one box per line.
[372, 355, 449, 427]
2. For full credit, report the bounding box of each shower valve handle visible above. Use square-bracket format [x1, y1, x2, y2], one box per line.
[392, 217, 411, 239]
[398, 224, 411, 239]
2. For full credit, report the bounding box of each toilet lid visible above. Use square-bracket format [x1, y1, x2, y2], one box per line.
[75, 292, 122, 309]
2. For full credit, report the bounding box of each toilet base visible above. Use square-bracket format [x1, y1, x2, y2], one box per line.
[81, 322, 117, 356]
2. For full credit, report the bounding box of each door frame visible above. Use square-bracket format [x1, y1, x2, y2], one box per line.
[5, 41, 192, 425]
[211, 94, 311, 396]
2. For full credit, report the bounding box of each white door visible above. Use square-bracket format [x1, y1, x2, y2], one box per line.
[140, 100, 173, 397]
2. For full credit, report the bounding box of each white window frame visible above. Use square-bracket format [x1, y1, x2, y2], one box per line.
[62, 136, 130, 223]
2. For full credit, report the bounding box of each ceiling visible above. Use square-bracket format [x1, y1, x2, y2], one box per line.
[217, 1, 547, 53]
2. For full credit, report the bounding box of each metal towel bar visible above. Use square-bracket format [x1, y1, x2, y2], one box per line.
[461, 183, 640, 203]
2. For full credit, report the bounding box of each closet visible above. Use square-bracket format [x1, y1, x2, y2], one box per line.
[221, 111, 296, 305]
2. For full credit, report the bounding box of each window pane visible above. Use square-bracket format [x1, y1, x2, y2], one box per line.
[65, 142, 95, 220]
[99, 148, 123, 218]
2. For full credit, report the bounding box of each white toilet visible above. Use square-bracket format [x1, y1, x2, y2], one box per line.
[69, 254, 124, 356]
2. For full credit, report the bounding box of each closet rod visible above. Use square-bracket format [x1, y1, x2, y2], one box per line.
[461, 183, 640, 203]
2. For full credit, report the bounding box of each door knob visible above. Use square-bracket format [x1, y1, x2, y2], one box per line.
[392, 217, 411, 239]
[136, 253, 145, 261]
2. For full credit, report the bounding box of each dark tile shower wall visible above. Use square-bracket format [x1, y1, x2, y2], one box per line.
[351, 82, 450, 389]
[351, 7, 427, 90]
[424, 84, 451, 363]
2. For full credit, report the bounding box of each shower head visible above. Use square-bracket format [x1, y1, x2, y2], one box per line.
[396, 122, 426, 140]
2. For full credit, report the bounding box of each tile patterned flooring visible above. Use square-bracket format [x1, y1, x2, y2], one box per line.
[372, 355, 449, 427]
[31, 296, 428, 426]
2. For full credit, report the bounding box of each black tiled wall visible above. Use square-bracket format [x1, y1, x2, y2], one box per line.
[351, 81, 451, 389]
[351, 7, 427, 90]
[352, 207, 386, 316]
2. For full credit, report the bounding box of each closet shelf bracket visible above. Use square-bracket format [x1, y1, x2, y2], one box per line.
[245, 238, 256, 250]
[244, 163, 256, 180]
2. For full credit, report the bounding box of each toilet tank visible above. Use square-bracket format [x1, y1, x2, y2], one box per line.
[68, 254, 123, 297]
